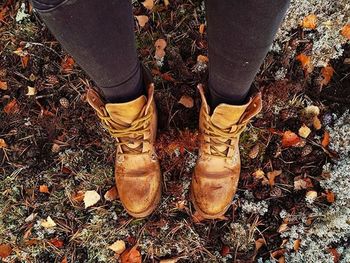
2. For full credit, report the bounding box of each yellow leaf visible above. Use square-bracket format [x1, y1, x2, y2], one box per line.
[135, 15, 149, 27]
[301, 14, 317, 29]
[306, 190, 317, 202]
[108, 240, 126, 254]
[178, 95, 194, 108]
[313, 116, 322, 130]
[26, 86, 37, 96]
[83, 190, 100, 208]
[142, 0, 154, 10]
[298, 124, 311, 138]
[253, 169, 265, 180]
[341, 24, 350, 40]
[41, 216, 56, 228]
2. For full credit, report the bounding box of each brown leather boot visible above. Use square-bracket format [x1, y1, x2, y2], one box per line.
[86, 81, 161, 218]
[191, 84, 262, 219]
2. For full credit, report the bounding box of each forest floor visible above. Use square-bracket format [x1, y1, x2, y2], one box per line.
[0, 1, 349, 263]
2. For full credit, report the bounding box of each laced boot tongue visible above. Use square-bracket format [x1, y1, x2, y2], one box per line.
[105, 96, 147, 152]
[209, 102, 251, 154]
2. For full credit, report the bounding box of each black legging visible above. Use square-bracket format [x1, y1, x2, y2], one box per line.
[32, 0, 290, 105]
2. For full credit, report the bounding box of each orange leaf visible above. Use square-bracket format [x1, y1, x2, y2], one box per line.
[0, 7, 9, 22]
[61, 256, 68, 263]
[4, 99, 20, 114]
[178, 95, 194, 108]
[61, 56, 75, 73]
[199, 24, 205, 34]
[0, 81, 7, 90]
[326, 191, 335, 203]
[21, 55, 29, 69]
[50, 238, 64, 248]
[301, 14, 317, 29]
[104, 186, 118, 201]
[0, 244, 12, 258]
[135, 15, 149, 27]
[39, 185, 49, 193]
[321, 131, 330, 148]
[296, 54, 313, 74]
[267, 170, 282, 186]
[154, 39, 167, 50]
[320, 66, 334, 86]
[142, 0, 154, 10]
[282, 131, 301, 147]
[72, 191, 85, 202]
[293, 239, 301, 251]
[341, 24, 350, 40]
[197, 55, 209, 63]
[0, 138, 8, 149]
[121, 245, 142, 263]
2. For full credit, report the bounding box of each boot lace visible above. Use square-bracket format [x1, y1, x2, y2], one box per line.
[202, 112, 248, 159]
[97, 111, 152, 155]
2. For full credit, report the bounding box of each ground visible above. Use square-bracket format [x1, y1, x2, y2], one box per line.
[0, 1, 349, 263]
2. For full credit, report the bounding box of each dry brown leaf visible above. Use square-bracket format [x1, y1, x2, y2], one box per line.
[282, 131, 301, 147]
[155, 38, 167, 50]
[61, 256, 68, 263]
[26, 86, 37, 96]
[178, 95, 194, 108]
[267, 170, 282, 186]
[321, 131, 330, 148]
[313, 116, 322, 130]
[199, 24, 205, 34]
[248, 144, 260, 159]
[0, 81, 7, 90]
[0, 244, 12, 259]
[0, 7, 9, 22]
[255, 238, 265, 251]
[197, 54, 209, 63]
[39, 185, 49, 193]
[301, 14, 317, 29]
[278, 223, 289, 233]
[84, 190, 100, 208]
[298, 124, 311, 138]
[142, 0, 154, 10]
[293, 239, 301, 251]
[41, 216, 56, 228]
[108, 240, 126, 254]
[328, 248, 340, 263]
[164, 0, 170, 7]
[61, 56, 75, 73]
[50, 238, 64, 248]
[296, 54, 313, 74]
[72, 191, 85, 202]
[326, 191, 335, 203]
[104, 186, 119, 201]
[294, 177, 313, 190]
[320, 66, 334, 87]
[0, 139, 8, 149]
[135, 15, 149, 27]
[4, 99, 20, 114]
[341, 24, 350, 40]
[121, 245, 142, 263]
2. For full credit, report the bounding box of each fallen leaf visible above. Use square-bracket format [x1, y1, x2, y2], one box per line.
[306, 190, 318, 202]
[221, 245, 230, 257]
[197, 54, 209, 63]
[0, 81, 7, 90]
[26, 86, 37, 96]
[278, 223, 289, 233]
[142, 0, 154, 10]
[41, 216, 56, 228]
[39, 185, 49, 193]
[51, 143, 61, 153]
[72, 191, 85, 202]
[61, 56, 75, 73]
[135, 15, 149, 27]
[320, 66, 334, 87]
[341, 24, 350, 40]
[0, 138, 8, 149]
[121, 245, 142, 263]
[199, 24, 205, 34]
[298, 124, 311, 138]
[154, 39, 167, 59]
[0, 7, 9, 22]
[294, 177, 313, 190]
[328, 248, 340, 263]
[0, 244, 12, 258]
[163, 0, 170, 7]
[326, 191, 335, 203]
[21, 55, 29, 68]
[84, 190, 100, 208]
[155, 49, 165, 59]
[293, 239, 301, 251]
[61, 256, 68, 263]
[248, 144, 260, 159]
[301, 14, 317, 29]
[25, 213, 37, 223]
[313, 116, 322, 130]
[4, 99, 20, 114]
[303, 105, 320, 117]
[50, 238, 64, 248]
[178, 95, 194, 108]
[321, 131, 330, 148]
[104, 186, 118, 201]
[296, 54, 313, 74]
[281, 131, 301, 147]
[108, 240, 126, 254]
[175, 200, 186, 210]
[160, 258, 178, 263]
[255, 238, 265, 251]
[267, 170, 282, 186]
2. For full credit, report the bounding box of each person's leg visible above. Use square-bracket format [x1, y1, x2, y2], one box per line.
[205, 0, 290, 107]
[31, 0, 144, 103]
